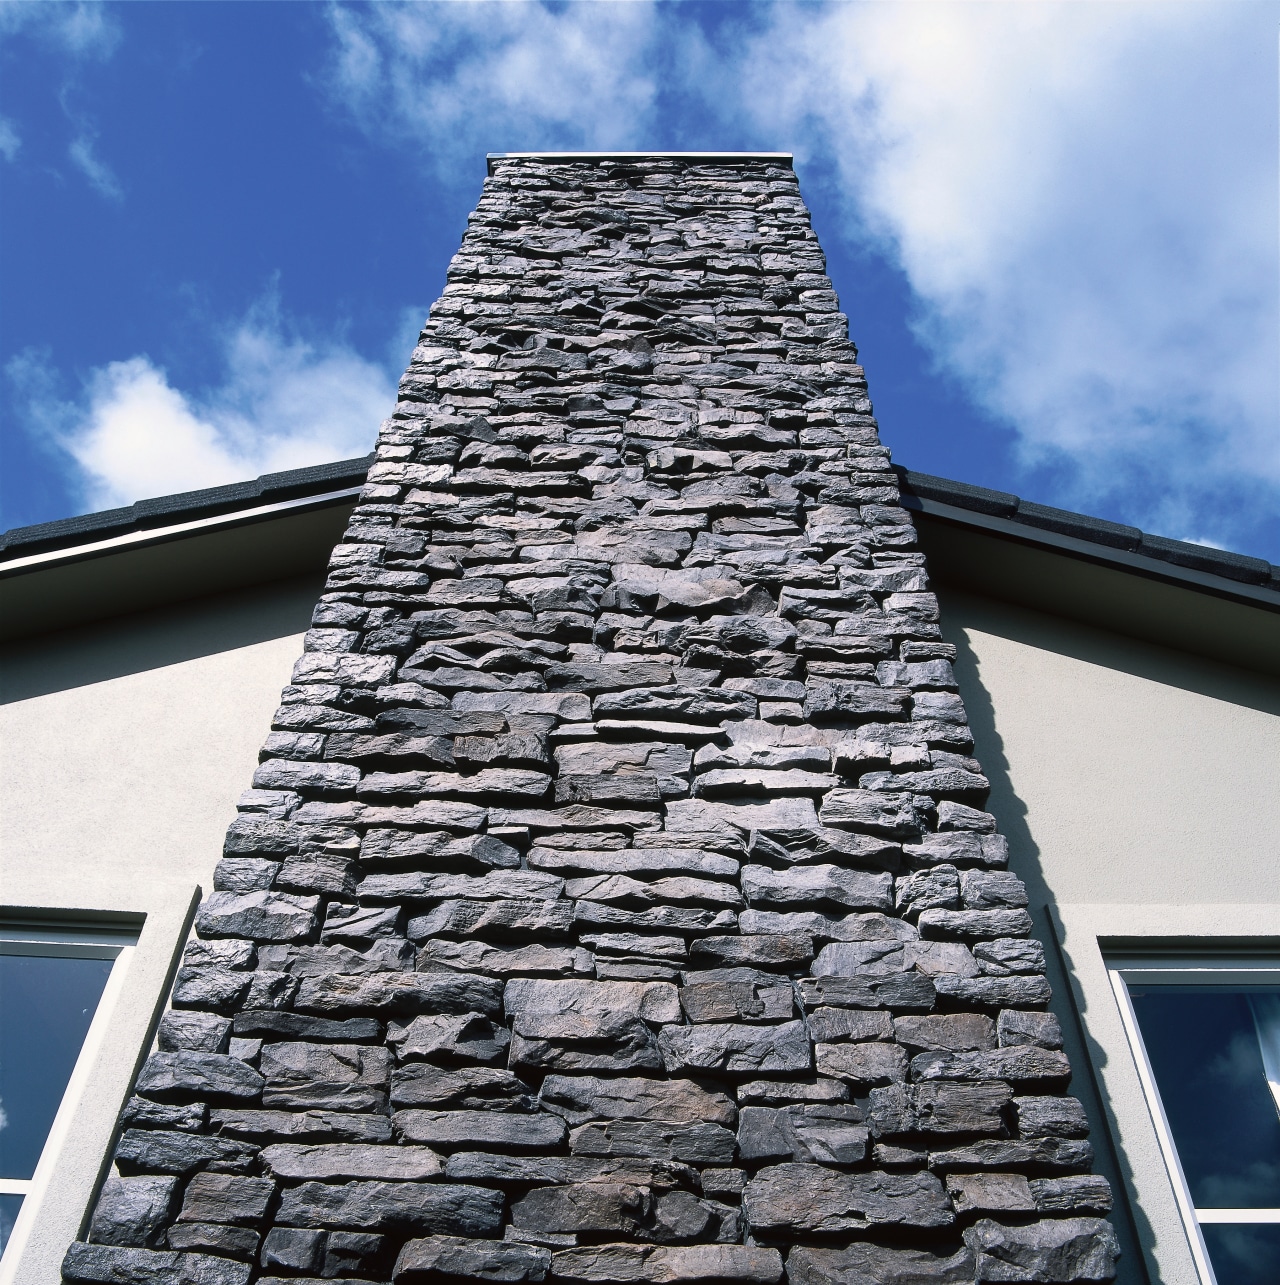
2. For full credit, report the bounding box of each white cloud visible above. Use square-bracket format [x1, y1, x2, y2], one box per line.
[323, 0, 1278, 552]
[10, 307, 394, 511]
[725, 1, 1279, 545]
[0, 115, 18, 161]
[0, 0, 121, 59]
[325, 0, 662, 175]
[68, 131, 122, 200]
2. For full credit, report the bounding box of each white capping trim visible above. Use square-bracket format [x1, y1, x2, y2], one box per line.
[487, 150, 794, 172]
[0, 486, 361, 577]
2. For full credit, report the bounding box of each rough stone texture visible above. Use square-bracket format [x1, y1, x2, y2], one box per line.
[66, 154, 1116, 1284]
[964, 1218, 1120, 1281]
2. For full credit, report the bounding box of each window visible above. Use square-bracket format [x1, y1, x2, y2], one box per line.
[1111, 955, 1280, 1285]
[0, 922, 136, 1262]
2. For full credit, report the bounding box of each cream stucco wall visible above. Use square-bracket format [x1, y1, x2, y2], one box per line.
[0, 576, 315, 1285]
[1, 577, 317, 901]
[939, 589, 1280, 909]
[939, 587, 1280, 1285]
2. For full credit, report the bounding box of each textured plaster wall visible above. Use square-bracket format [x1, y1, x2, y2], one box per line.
[0, 577, 318, 904]
[938, 587, 1280, 909]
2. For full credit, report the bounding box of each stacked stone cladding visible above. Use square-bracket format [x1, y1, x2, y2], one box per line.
[65, 157, 1120, 1285]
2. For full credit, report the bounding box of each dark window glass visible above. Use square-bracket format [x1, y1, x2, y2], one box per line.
[1199, 1224, 1280, 1285]
[0, 1194, 23, 1256]
[0, 953, 113, 1185]
[1129, 988, 1280, 1210]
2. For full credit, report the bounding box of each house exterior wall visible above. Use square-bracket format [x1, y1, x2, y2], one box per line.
[0, 580, 315, 1285]
[939, 586, 1280, 1284]
[2, 585, 316, 900]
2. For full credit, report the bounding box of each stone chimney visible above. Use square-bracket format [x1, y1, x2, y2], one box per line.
[65, 153, 1120, 1285]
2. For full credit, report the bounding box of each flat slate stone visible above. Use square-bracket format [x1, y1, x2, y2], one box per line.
[550, 1245, 783, 1285]
[394, 1235, 551, 1283]
[393, 1110, 568, 1152]
[743, 1163, 953, 1234]
[62, 1244, 251, 1285]
[786, 1243, 974, 1285]
[259, 1142, 443, 1181]
[276, 1180, 503, 1236]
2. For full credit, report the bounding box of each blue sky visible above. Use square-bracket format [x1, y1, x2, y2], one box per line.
[2, 1, 1277, 562]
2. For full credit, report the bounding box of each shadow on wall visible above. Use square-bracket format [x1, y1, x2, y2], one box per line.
[946, 618, 1157, 1285]
[0, 575, 323, 704]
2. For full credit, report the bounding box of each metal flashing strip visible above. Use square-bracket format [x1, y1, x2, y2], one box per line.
[902, 491, 1280, 613]
[0, 486, 361, 579]
[487, 151, 794, 174]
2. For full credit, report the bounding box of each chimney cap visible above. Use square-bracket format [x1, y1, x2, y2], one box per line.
[487, 150, 793, 175]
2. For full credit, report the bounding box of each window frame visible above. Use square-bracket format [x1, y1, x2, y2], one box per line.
[0, 889, 196, 1285]
[1050, 902, 1280, 1285]
[1107, 955, 1280, 1285]
[0, 923, 138, 1258]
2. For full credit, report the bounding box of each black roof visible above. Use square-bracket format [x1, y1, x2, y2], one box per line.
[894, 467, 1278, 591]
[1, 452, 1275, 594]
[0, 455, 374, 559]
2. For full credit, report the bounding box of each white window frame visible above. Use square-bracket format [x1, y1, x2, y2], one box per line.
[1108, 955, 1280, 1285]
[0, 922, 138, 1266]
[1049, 902, 1280, 1285]
[0, 887, 197, 1285]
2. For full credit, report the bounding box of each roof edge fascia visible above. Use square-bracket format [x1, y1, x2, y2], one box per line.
[0, 486, 361, 581]
[902, 492, 1280, 615]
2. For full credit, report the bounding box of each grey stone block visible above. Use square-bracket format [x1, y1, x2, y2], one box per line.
[868, 1082, 1012, 1137]
[393, 1110, 568, 1152]
[392, 1065, 535, 1110]
[737, 1105, 868, 1165]
[998, 1009, 1063, 1049]
[538, 1075, 736, 1127]
[259, 1142, 443, 1181]
[741, 864, 893, 911]
[1030, 1175, 1113, 1213]
[276, 1180, 503, 1237]
[909, 1046, 1071, 1086]
[196, 891, 319, 942]
[166, 1224, 260, 1260]
[157, 1012, 232, 1054]
[569, 1121, 738, 1166]
[134, 1053, 263, 1105]
[928, 1138, 1095, 1173]
[89, 1174, 179, 1247]
[1014, 1096, 1090, 1138]
[963, 1217, 1119, 1281]
[388, 1012, 511, 1064]
[294, 970, 503, 1017]
[260, 1227, 325, 1274]
[550, 1245, 782, 1285]
[945, 1171, 1036, 1214]
[444, 1153, 698, 1189]
[679, 969, 794, 1024]
[658, 1019, 811, 1076]
[687, 935, 813, 970]
[62, 1244, 251, 1284]
[815, 1041, 909, 1088]
[786, 1243, 974, 1285]
[259, 1041, 390, 1111]
[211, 1108, 393, 1143]
[394, 1235, 551, 1283]
[743, 1163, 953, 1234]
[894, 1012, 996, 1052]
[113, 1130, 257, 1177]
[177, 1174, 275, 1225]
